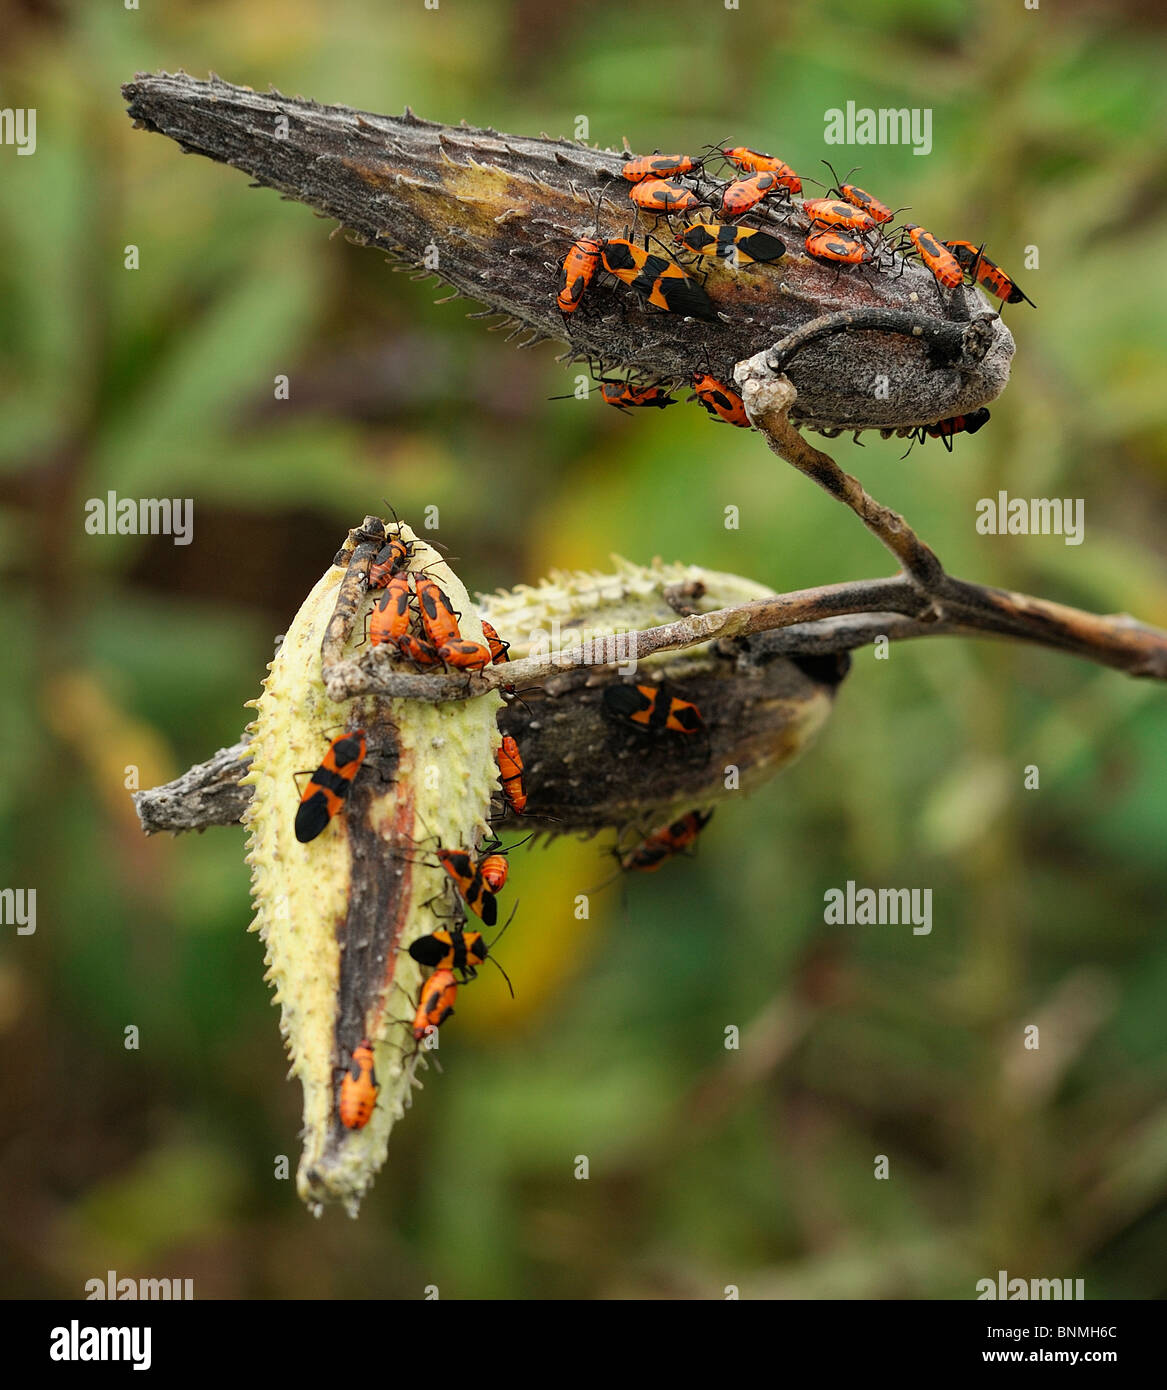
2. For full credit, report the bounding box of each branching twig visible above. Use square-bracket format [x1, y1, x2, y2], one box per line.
[134, 332, 1167, 837]
[137, 583, 1167, 839]
[133, 742, 253, 834]
[322, 575, 928, 703]
[735, 355, 1167, 680]
[737, 364, 946, 588]
[323, 562, 1167, 707]
[764, 307, 1000, 376]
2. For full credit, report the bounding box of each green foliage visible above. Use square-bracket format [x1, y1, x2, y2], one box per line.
[1, 0, 1165, 1300]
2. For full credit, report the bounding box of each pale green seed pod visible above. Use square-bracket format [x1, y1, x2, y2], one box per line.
[478, 557, 774, 657]
[241, 524, 502, 1216]
[148, 534, 845, 1219]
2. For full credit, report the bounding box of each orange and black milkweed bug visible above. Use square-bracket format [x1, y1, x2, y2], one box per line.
[338, 1038, 379, 1129]
[549, 379, 677, 411]
[600, 380, 677, 411]
[602, 682, 706, 736]
[805, 230, 876, 266]
[629, 178, 704, 214]
[720, 171, 782, 216]
[902, 408, 991, 456]
[411, 969, 458, 1042]
[408, 900, 518, 992]
[399, 634, 444, 667]
[368, 576, 412, 648]
[721, 148, 802, 194]
[368, 507, 415, 587]
[435, 847, 498, 926]
[691, 372, 750, 427]
[621, 810, 714, 872]
[481, 620, 511, 664]
[476, 834, 532, 895]
[943, 240, 1036, 307]
[478, 852, 509, 894]
[295, 730, 367, 843]
[410, 928, 488, 981]
[599, 239, 718, 321]
[414, 575, 462, 649]
[902, 225, 963, 289]
[438, 638, 492, 672]
[557, 236, 603, 315]
[675, 221, 786, 267]
[432, 831, 531, 923]
[622, 154, 698, 183]
[497, 735, 527, 814]
[802, 198, 877, 234]
[821, 163, 897, 225]
[369, 534, 411, 588]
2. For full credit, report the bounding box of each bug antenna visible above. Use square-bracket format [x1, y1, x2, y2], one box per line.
[644, 228, 677, 260]
[597, 172, 623, 211]
[411, 555, 459, 578]
[820, 159, 858, 196]
[499, 683, 540, 715]
[412, 809, 441, 848]
[389, 851, 437, 870]
[584, 850, 625, 897]
[489, 899, 519, 948]
[489, 956, 516, 999]
[692, 136, 732, 173]
[587, 183, 610, 233]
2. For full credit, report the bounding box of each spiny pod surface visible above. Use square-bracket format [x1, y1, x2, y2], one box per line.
[480, 558, 850, 834]
[242, 520, 502, 1215]
[123, 72, 1013, 431]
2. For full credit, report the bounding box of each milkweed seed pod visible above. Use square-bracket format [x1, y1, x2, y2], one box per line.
[479, 559, 849, 834]
[137, 558, 849, 845]
[241, 520, 502, 1215]
[123, 72, 1013, 433]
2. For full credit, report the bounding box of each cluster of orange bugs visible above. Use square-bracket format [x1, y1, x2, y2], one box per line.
[295, 554, 518, 853]
[327, 648, 724, 1128]
[311, 545, 531, 1128]
[334, 976, 463, 1134]
[334, 825, 527, 1130]
[553, 141, 1035, 448]
[341, 809, 530, 1122]
[802, 161, 1036, 313]
[333, 672, 719, 1130]
[367, 556, 490, 676]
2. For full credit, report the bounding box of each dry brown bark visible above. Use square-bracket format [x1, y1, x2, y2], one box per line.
[121, 71, 1013, 432]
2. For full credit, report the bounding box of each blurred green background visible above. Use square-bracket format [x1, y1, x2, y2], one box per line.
[1, 0, 1166, 1299]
